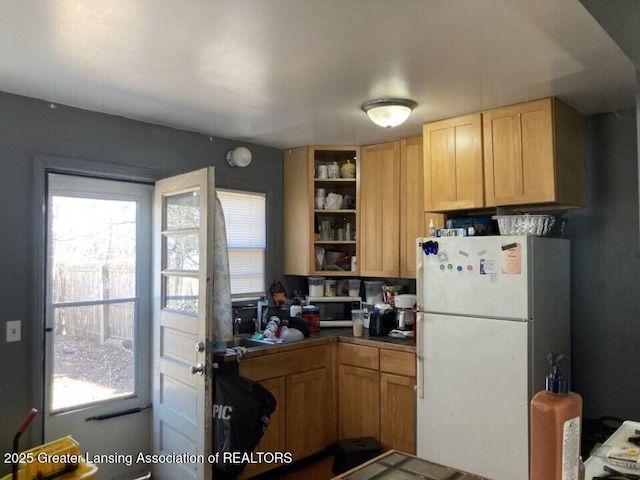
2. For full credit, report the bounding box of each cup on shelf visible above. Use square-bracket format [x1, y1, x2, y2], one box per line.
[315, 196, 325, 209]
[320, 220, 332, 240]
[316, 165, 328, 179]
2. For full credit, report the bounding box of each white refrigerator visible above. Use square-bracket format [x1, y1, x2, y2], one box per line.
[415, 235, 570, 480]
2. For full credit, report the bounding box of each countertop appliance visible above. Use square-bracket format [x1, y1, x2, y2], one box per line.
[415, 235, 570, 479]
[305, 295, 362, 327]
[368, 310, 396, 336]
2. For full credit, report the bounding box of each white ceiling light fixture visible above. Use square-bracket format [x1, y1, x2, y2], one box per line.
[361, 98, 418, 128]
[226, 146, 253, 167]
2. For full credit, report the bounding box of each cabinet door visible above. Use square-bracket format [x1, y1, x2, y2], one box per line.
[240, 376, 286, 479]
[399, 136, 424, 279]
[380, 373, 416, 454]
[338, 364, 380, 440]
[423, 113, 484, 211]
[286, 367, 329, 461]
[360, 141, 401, 277]
[483, 98, 555, 206]
[283, 146, 313, 275]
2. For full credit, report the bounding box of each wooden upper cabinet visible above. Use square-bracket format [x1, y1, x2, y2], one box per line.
[283, 146, 312, 275]
[483, 97, 586, 208]
[423, 113, 484, 212]
[400, 136, 426, 279]
[283, 146, 360, 276]
[360, 141, 401, 277]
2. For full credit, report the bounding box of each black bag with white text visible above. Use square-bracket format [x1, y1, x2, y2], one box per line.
[213, 370, 277, 474]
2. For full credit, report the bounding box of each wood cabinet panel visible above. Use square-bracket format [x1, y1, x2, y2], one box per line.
[286, 368, 329, 460]
[379, 349, 416, 377]
[239, 345, 326, 381]
[240, 376, 286, 479]
[483, 97, 585, 207]
[360, 141, 401, 277]
[483, 99, 555, 206]
[338, 364, 380, 440]
[400, 136, 425, 279]
[283, 147, 313, 275]
[423, 113, 484, 211]
[338, 342, 379, 370]
[380, 373, 416, 454]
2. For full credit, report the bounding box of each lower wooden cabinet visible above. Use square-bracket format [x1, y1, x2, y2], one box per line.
[238, 345, 336, 478]
[240, 376, 286, 479]
[237, 340, 415, 478]
[380, 372, 415, 454]
[338, 364, 380, 440]
[286, 367, 330, 459]
[338, 343, 416, 454]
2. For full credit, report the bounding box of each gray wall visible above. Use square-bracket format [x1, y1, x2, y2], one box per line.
[566, 109, 640, 421]
[0, 91, 283, 458]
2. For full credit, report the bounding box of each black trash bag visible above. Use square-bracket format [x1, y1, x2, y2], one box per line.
[213, 370, 277, 475]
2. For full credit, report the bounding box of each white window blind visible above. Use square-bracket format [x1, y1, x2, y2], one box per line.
[217, 189, 266, 298]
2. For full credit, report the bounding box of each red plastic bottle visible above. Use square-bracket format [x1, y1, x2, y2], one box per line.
[530, 353, 583, 480]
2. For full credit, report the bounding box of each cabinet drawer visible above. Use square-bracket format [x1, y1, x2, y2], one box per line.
[380, 349, 415, 377]
[240, 345, 327, 381]
[338, 343, 379, 370]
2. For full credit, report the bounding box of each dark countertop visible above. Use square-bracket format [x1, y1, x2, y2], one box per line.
[214, 327, 415, 363]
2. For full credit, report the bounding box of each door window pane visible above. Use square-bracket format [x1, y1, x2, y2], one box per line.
[165, 191, 200, 230]
[163, 275, 199, 314]
[164, 233, 200, 271]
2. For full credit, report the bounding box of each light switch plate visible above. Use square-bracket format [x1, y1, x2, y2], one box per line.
[7, 320, 21, 342]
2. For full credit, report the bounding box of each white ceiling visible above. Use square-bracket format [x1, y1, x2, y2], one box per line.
[0, 0, 635, 149]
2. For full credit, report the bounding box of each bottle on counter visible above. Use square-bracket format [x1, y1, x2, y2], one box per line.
[290, 291, 303, 318]
[429, 218, 436, 237]
[530, 353, 583, 480]
[263, 316, 281, 339]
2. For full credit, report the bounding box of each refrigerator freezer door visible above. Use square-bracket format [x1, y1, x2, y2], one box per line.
[416, 313, 529, 479]
[420, 236, 530, 319]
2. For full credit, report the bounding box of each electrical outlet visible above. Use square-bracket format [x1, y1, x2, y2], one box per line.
[6, 320, 21, 342]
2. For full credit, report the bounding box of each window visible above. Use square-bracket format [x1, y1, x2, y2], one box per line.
[217, 189, 266, 298]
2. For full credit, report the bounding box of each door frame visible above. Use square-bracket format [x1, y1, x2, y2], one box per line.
[32, 154, 170, 444]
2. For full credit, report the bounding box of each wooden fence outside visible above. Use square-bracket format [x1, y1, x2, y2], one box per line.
[53, 261, 135, 344]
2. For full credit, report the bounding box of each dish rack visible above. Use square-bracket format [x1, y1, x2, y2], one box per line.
[492, 214, 563, 237]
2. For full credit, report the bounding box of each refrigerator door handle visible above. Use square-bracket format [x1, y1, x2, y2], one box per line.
[416, 239, 425, 399]
[416, 311, 424, 399]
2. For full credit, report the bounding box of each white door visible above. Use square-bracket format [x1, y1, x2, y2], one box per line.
[416, 313, 529, 479]
[152, 167, 216, 480]
[44, 174, 153, 480]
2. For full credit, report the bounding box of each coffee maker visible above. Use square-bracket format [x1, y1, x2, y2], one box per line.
[389, 294, 416, 338]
